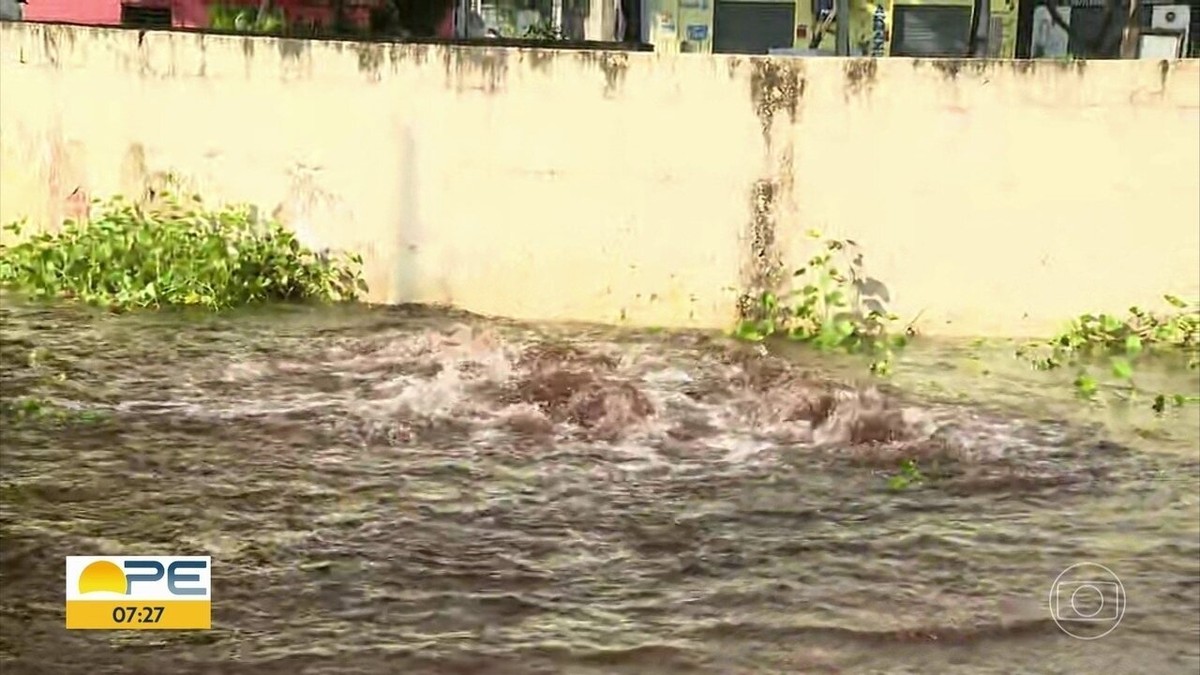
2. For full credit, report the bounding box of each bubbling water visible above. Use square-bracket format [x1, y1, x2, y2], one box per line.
[182, 322, 1092, 487]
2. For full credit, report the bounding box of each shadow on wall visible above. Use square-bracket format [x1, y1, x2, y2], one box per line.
[396, 125, 420, 303]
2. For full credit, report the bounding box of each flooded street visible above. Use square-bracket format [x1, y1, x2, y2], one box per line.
[1, 298, 1197, 674]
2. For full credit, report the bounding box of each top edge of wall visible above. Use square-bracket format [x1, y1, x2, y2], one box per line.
[4, 21, 1199, 72]
[0, 19, 655, 53]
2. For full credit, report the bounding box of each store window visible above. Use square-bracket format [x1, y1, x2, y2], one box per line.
[473, 0, 590, 39]
[890, 4, 973, 56]
[121, 3, 173, 28]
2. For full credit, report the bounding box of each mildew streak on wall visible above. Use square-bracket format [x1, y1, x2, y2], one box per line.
[739, 58, 804, 320]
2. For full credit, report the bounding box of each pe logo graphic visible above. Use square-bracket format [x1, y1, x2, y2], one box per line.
[1049, 562, 1126, 640]
[65, 556, 211, 630]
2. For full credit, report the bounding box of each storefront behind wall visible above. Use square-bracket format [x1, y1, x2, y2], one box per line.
[1021, 0, 1197, 59]
[455, 0, 638, 39]
[0, 0, 24, 21]
[640, 0, 1017, 56]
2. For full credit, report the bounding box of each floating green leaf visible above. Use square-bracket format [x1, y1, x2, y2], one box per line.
[1111, 357, 1134, 380]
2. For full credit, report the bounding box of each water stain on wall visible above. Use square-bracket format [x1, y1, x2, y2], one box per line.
[526, 47, 556, 73]
[916, 58, 1086, 81]
[574, 50, 629, 98]
[120, 143, 198, 210]
[441, 47, 510, 94]
[278, 37, 307, 61]
[355, 42, 386, 77]
[45, 134, 90, 228]
[749, 59, 803, 144]
[843, 58, 878, 98]
[389, 43, 431, 70]
[272, 165, 353, 257]
[39, 24, 67, 68]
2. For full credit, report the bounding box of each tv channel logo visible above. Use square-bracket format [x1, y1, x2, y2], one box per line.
[1048, 562, 1126, 640]
[65, 556, 211, 630]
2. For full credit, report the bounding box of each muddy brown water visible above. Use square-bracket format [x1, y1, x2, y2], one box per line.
[1, 298, 1197, 674]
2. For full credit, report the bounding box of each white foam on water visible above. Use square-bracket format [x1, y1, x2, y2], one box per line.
[82, 322, 1078, 472]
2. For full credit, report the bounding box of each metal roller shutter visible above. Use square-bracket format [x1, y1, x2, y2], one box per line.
[712, 1, 797, 54]
[891, 5, 973, 56]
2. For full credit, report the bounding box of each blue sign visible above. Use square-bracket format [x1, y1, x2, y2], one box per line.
[686, 24, 709, 41]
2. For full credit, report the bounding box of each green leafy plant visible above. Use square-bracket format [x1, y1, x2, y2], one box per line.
[0, 395, 110, 425]
[1016, 296, 1200, 410]
[523, 20, 564, 40]
[208, 4, 286, 33]
[887, 458, 925, 491]
[732, 230, 907, 374]
[0, 194, 367, 311]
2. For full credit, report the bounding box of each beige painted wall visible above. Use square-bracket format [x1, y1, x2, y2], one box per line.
[1, 23, 1197, 337]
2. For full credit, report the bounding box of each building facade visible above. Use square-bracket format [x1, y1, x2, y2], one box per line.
[18, 0, 377, 31]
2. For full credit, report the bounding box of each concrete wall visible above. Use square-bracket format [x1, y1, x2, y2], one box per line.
[1, 23, 1198, 337]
